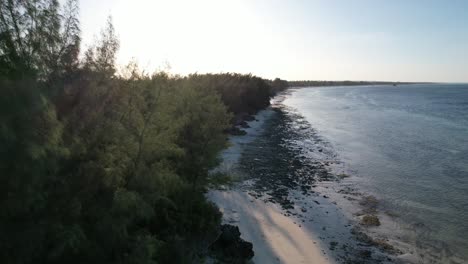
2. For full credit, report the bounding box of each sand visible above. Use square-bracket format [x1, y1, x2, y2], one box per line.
[208, 107, 335, 264]
[208, 189, 333, 264]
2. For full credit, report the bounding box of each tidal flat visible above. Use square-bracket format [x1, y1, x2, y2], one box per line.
[209, 92, 409, 263]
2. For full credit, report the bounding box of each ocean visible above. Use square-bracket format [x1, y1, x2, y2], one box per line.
[283, 84, 468, 263]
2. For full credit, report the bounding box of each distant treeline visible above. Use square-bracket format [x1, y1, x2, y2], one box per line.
[185, 74, 287, 117]
[0, 1, 285, 263]
[288, 80, 414, 87]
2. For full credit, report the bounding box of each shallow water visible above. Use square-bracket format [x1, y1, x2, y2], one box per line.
[283, 84, 468, 263]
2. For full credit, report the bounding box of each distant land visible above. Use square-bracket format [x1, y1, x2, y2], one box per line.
[287, 80, 429, 87]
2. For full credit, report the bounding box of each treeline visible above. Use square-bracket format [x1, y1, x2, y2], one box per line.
[288, 80, 408, 87]
[0, 1, 283, 263]
[184, 74, 283, 116]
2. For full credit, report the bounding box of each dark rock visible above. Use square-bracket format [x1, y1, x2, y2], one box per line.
[226, 126, 247, 136]
[219, 225, 241, 242]
[358, 249, 372, 259]
[239, 121, 250, 128]
[210, 224, 254, 262]
[232, 113, 247, 125]
[244, 115, 255, 121]
[329, 241, 338, 250]
[233, 112, 255, 124]
[292, 159, 302, 166]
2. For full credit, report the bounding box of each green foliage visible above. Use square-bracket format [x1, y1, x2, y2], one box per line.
[269, 77, 289, 94]
[0, 78, 69, 263]
[173, 77, 231, 184]
[0, 1, 276, 263]
[83, 16, 119, 79]
[0, 0, 81, 81]
[185, 73, 273, 116]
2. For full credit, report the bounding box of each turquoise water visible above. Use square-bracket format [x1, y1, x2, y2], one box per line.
[283, 84, 468, 262]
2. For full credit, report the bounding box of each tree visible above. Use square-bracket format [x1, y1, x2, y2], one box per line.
[0, 2, 273, 263]
[174, 78, 231, 185]
[83, 16, 119, 79]
[0, 78, 70, 263]
[0, 0, 80, 81]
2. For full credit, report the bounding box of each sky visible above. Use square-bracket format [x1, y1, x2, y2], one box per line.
[79, 0, 468, 82]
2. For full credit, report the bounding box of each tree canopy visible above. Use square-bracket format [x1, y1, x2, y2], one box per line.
[0, 1, 286, 263]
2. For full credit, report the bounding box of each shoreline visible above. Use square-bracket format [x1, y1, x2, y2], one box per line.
[208, 94, 394, 263]
[208, 83, 468, 263]
[209, 106, 334, 264]
[281, 85, 468, 264]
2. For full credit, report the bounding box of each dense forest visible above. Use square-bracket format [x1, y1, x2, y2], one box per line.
[0, 1, 286, 263]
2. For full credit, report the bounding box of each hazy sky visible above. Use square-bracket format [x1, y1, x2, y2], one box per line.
[79, 0, 468, 82]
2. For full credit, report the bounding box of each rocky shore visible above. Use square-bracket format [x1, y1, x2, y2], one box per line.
[207, 92, 417, 263]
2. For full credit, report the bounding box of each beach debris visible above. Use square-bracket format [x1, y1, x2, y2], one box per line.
[337, 173, 350, 179]
[360, 215, 381, 226]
